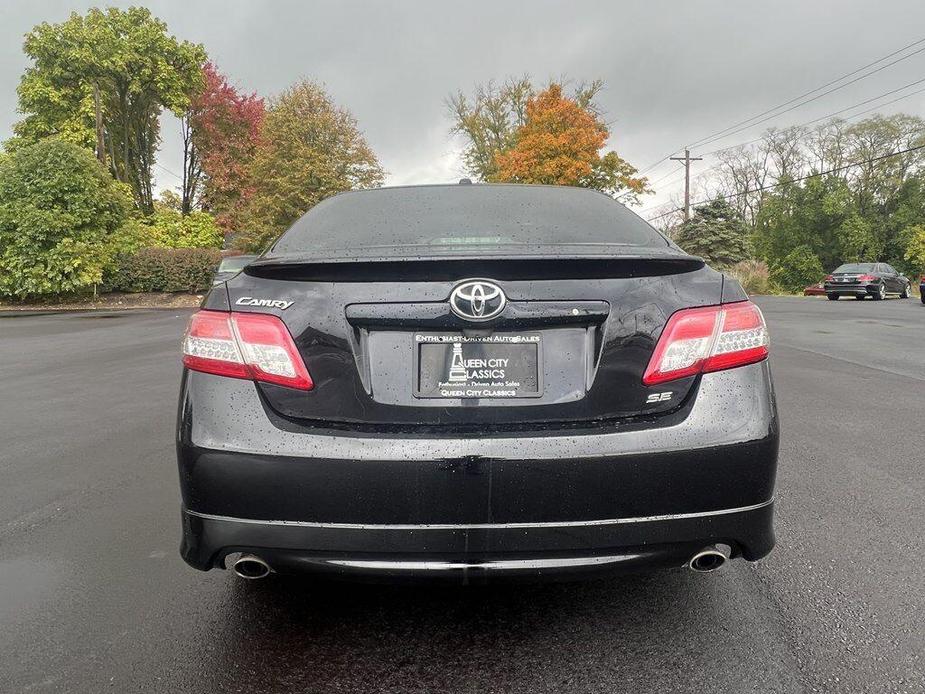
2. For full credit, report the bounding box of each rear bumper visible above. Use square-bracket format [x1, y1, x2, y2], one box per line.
[824, 283, 878, 296]
[181, 500, 774, 583]
[176, 361, 779, 581]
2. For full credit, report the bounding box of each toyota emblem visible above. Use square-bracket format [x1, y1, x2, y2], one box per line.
[449, 279, 506, 322]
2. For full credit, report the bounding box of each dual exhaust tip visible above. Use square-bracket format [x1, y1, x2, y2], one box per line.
[688, 544, 731, 573]
[231, 554, 272, 580]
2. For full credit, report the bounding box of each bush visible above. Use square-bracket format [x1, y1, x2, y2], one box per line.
[142, 208, 224, 249]
[772, 245, 825, 293]
[106, 247, 221, 293]
[0, 139, 133, 298]
[902, 223, 925, 274]
[727, 260, 775, 295]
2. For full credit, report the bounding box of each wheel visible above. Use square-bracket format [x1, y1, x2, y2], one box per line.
[827, 293, 839, 301]
[900, 284, 909, 299]
[921, 293, 925, 305]
[872, 283, 886, 300]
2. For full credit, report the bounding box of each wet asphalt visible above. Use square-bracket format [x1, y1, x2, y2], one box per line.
[0, 295, 923, 694]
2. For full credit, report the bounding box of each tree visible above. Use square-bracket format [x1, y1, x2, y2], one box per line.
[138, 206, 223, 249]
[901, 224, 925, 273]
[0, 140, 133, 298]
[238, 80, 384, 251]
[772, 245, 825, 292]
[447, 77, 533, 181]
[753, 175, 854, 271]
[674, 199, 750, 267]
[837, 212, 880, 262]
[188, 63, 265, 227]
[14, 7, 206, 213]
[449, 79, 648, 202]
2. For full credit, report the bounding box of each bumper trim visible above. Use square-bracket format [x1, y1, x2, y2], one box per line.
[324, 554, 645, 572]
[185, 497, 774, 531]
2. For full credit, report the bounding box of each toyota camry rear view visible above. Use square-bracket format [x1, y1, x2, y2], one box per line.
[176, 183, 778, 582]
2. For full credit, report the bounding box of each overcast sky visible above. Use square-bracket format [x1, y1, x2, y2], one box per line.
[3, 0, 925, 215]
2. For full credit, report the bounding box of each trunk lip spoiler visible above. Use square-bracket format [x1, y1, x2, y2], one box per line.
[248, 245, 702, 269]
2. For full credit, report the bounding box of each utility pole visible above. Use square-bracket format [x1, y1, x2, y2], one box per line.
[669, 148, 702, 221]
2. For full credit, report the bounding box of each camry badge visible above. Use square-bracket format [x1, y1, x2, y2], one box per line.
[449, 280, 506, 321]
[235, 296, 294, 310]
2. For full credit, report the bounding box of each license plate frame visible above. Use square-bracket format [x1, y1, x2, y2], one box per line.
[413, 332, 543, 399]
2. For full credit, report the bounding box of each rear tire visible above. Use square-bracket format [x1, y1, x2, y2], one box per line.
[872, 283, 886, 301]
[827, 294, 839, 301]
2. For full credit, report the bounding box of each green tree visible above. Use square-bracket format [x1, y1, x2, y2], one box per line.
[901, 224, 925, 272]
[753, 176, 853, 271]
[238, 80, 384, 251]
[837, 212, 880, 262]
[675, 199, 751, 267]
[143, 206, 223, 248]
[14, 7, 206, 213]
[0, 139, 133, 298]
[772, 245, 825, 292]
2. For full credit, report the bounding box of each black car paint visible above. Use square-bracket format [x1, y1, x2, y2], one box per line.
[219, 266, 729, 427]
[178, 184, 777, 582]
[824, 263, 910, 299]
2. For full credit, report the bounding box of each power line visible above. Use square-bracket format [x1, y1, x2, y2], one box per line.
[647, 78, 925, 205]
[701, 76, 925, 158]
[636, 36, 925, 179]
[645, 143, 925, 222]
[649, 165, 685, 187]
[154, 162, 182, 181]
[688, 39, 925, 150]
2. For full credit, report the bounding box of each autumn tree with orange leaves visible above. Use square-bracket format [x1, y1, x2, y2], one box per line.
[450, 79, 649, 204]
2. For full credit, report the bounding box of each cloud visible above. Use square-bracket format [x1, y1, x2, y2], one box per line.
[3, 0, 925, 212]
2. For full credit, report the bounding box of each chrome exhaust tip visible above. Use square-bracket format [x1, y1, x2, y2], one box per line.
[688, 544, 731, 573]
[232, 554, 272, 580]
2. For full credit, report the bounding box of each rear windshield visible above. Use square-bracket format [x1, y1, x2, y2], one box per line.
[218, 256, 254, 272]
[834, 263, 875, 273]
[271, 184, 667, 256]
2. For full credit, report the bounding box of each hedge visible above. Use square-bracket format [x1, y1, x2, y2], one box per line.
[106, 247, 222, 293]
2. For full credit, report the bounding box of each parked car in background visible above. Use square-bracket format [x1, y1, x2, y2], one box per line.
[803, 281, 826, 296]
[212, 255, 257, 286]
[920, 274, 925, 304]
[824, 262, 910, 301]
[177, 183, 778, 584]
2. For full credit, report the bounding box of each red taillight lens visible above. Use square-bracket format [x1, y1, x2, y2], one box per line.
[182, 310, 313, 390]
[643, 301, 769, 386]
[858, 274, 876, 281]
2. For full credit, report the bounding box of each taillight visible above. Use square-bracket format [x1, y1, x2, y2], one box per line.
[643, 301, 769, 386]
[182, 310, 313, 390]
[858, 274, 876, 281]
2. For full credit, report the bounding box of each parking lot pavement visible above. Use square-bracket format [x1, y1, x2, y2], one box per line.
[1, 297, 923, 693]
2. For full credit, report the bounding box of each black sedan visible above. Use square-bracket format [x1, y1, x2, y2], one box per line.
[920, 274, 925, 304]
[212, 254, 257, 286]
[824, 262, 910, 300]
[177, 183, 778, 583]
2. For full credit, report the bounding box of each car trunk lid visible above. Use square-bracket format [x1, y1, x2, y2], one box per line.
[226, 252, 724, 430]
